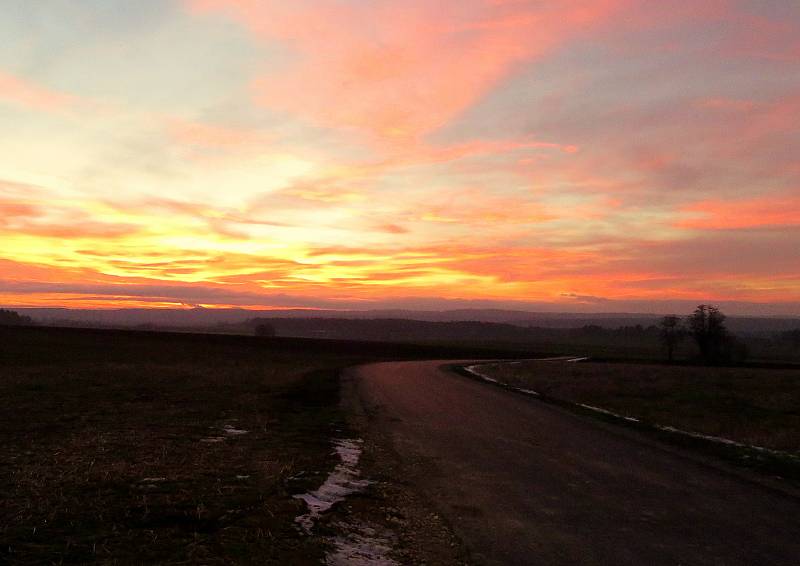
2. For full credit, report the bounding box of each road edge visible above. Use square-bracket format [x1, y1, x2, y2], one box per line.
[451, 361, 800, 495]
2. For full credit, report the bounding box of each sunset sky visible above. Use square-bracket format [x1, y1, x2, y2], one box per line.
[1, 1, 799, 314]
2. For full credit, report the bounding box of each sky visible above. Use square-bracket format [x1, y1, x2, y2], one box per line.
[1, 0, 799, 315]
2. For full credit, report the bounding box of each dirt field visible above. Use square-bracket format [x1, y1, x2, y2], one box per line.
[478, 360, 800, 453]
[0, 326, 522, 565]
[0, 330, 363, 564]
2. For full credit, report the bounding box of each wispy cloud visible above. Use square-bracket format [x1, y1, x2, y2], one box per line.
[676, 193, 800, 230]
[187, 0, 625, 141]
[0, 71, 76, 111]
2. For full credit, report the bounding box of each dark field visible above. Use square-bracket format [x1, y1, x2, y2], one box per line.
[479, 360, 800, 453]
[0, 327, 516, 565]
[4, 325, 798, 564]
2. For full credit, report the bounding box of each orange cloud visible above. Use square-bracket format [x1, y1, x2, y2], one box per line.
[0, 197, 139, 240]
[166, 118, 269, 149]
[677, 194, 800, 230]
[415, 188, 554, 226]
[0, 200, 40, 218]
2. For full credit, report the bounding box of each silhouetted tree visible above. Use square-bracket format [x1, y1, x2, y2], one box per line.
[659, 315, 685, 362]
[687, 305, 727, 363]
[0, 309, 33, 326]
[254, 323, 276, 337]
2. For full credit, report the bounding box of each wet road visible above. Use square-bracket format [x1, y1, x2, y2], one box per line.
[350, 360, 800, 565]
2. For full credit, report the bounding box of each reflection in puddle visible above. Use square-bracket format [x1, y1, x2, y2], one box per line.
[222, 424, 249, 435]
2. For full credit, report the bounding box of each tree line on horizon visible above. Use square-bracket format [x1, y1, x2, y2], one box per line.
[1, 306, 796, 364]
[0, 309, 34, 326]
[251, 305, 756, 364]
[659, 305, 749, 364]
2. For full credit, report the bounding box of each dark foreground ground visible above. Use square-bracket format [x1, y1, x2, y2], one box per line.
[351, 361, 800, 565]
[0, 326, 521, 565]
[4, 326, 800, 565]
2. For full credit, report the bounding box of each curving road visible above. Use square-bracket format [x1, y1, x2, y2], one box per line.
[350, 360, 800, 565]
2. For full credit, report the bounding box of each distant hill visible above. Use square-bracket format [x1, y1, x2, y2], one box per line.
[241, 317, 669, 345]
[14, 307, 800, 334]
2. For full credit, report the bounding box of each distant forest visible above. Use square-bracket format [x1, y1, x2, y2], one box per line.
[246, 317, 800, 363]
[248, 317, 660, 343]
[5, 306, 798, 363]
[0, 309, 34, 326]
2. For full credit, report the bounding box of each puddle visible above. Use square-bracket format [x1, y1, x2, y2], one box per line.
[294, 438, 372, 534]
[200, 423, 250, 443]
[136, 477, 168, 489]
[293, 439, 402, 564]
[326, 523, 400, 566]
[222, 425, 249, 436]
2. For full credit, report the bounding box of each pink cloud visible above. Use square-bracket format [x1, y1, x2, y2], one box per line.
[695, 97, 757, 113]
[0, 71, 75, 111]
[187, 0, 626, 141]
[721, 12, 800, 62]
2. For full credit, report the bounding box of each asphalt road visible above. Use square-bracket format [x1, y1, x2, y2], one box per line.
[350, 360, 800, 565]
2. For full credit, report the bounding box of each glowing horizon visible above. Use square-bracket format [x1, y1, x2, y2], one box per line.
[1, 1, 799, 315]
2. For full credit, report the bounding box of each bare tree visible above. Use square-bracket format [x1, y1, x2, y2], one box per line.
[687, 304, 727, 363]
[659, 315, 685, 362]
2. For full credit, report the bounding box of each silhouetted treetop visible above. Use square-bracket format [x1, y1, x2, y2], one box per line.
[688, 305, 728, 363]
[0, 309, 33, 326]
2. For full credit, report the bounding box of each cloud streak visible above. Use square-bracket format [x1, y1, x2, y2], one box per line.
[0, 71, 76, 111]
[188, 0, 626, 141]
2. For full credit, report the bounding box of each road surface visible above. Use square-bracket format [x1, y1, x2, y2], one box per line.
[349, 360, 800, 565]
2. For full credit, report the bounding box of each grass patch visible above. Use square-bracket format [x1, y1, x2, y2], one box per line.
[474, 360, 800, 476]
